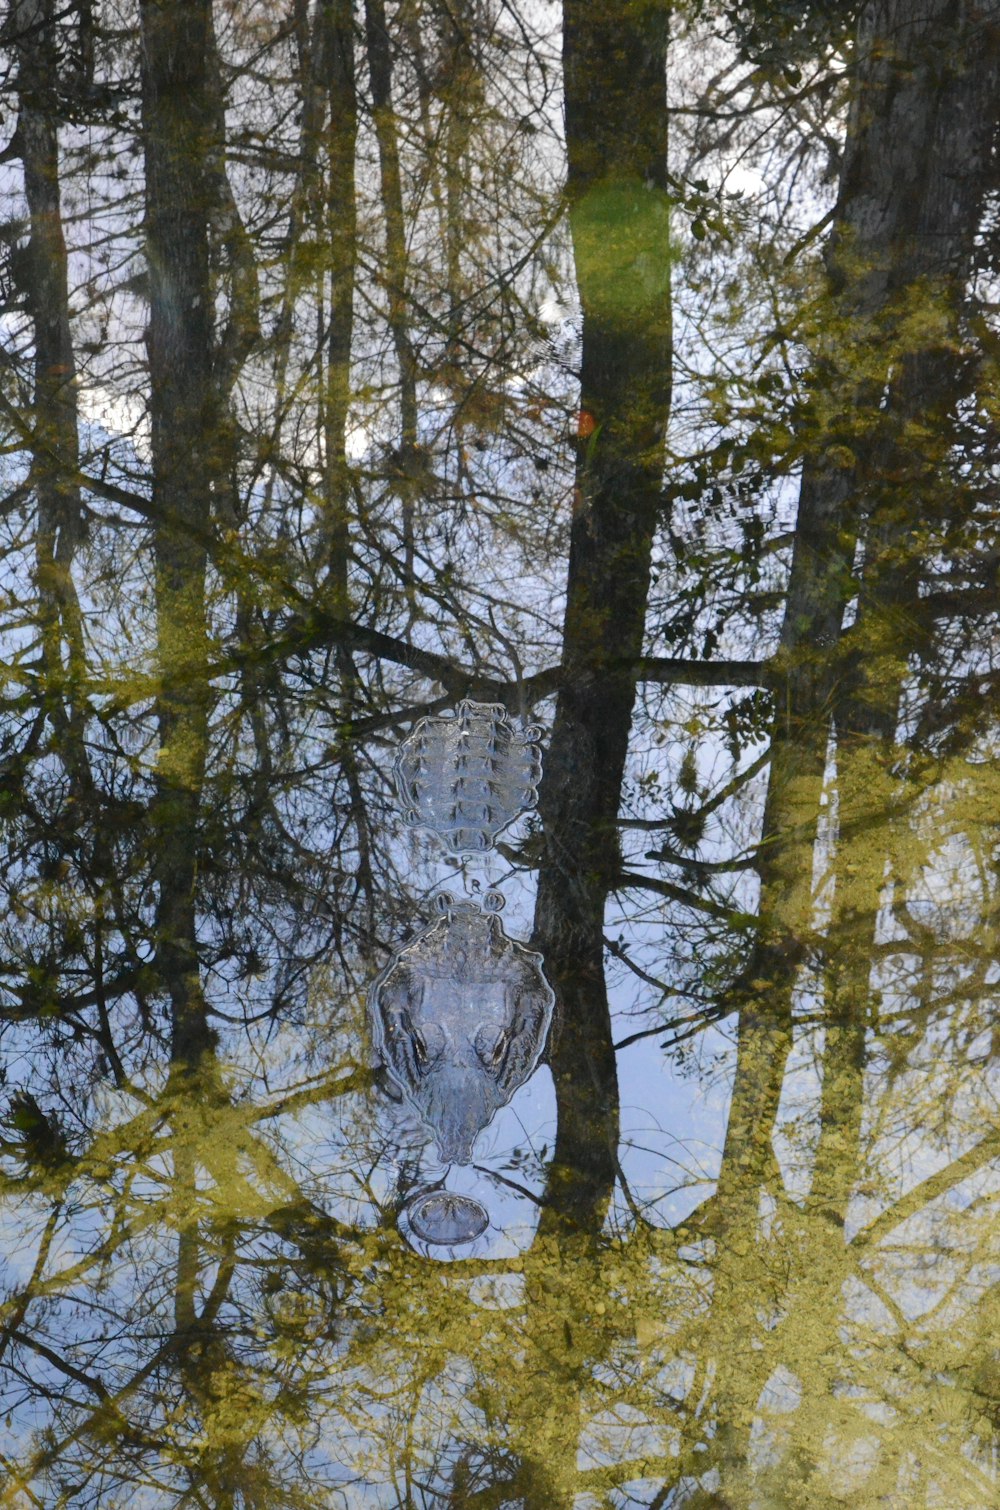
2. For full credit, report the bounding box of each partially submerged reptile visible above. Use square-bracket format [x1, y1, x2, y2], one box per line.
[369, 894, 554, 1165]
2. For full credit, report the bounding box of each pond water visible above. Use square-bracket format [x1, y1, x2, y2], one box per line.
[3, 0, 1000, 1502]
[0, 677, 997, 1509]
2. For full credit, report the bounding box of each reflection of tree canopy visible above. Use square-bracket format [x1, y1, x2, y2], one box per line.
[1, 0, 1000, 1503]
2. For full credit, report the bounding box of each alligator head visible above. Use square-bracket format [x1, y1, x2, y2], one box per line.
[369, 897, 554, 1165]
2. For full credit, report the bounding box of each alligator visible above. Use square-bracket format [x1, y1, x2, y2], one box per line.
[369, 893, 554, 1165]
[394, 699, 542, 855]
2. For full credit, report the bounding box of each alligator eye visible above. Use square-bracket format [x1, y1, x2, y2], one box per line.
[401, 1010, 430, 1073]
[474, 1023, 511, 1075]
[480, 1026, 510, 1075]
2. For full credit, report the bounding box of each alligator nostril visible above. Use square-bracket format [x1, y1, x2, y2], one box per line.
[436, 1128, 477, 1165]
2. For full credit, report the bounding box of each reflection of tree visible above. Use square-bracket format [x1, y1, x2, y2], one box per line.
[3, 0, 1000, 1502]
[689, 4, 1000, 1501]
[533, 0, 670, 1231]
[0, 1017, 998, 1502]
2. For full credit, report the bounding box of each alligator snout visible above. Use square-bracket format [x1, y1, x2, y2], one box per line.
[406, 1037, 503, 1165]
